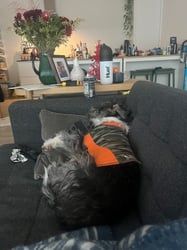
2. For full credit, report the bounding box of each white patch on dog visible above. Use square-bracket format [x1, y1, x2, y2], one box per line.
[91, 116, 129, 134]
[43, 134, 65, 150]
[43, 166, 49, 187]
[42, 131, 79, 152]
[42, 165, 55, 203]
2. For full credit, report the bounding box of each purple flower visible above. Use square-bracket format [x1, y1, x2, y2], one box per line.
[41, 11, 51, 21]
[23, 9, 42, 21]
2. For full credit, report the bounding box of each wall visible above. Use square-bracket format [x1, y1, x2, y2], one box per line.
[161, 0, 187, 46]
[133, 0, 163, 50]
[0, 0, 44, 84]
[133, 0, 187, 49]
[0, 0, 186, 85]
[44, 0, 55, 11]
[55, 0, 124, 57]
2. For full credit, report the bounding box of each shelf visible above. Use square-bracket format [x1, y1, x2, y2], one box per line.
[11, 79, 137, 99]
[123, 55, 180, 62]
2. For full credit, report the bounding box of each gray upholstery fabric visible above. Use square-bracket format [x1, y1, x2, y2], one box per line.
[0, 144, 62, 249]
[2, 81, 187, 249]
[126, 81, 187, 225]
[39, 109, 87, 141]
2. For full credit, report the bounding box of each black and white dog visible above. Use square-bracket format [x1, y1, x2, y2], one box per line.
[34, 102, 140, 229]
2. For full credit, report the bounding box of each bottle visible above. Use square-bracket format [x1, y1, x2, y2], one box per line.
[134, 46, 138, 56]
[70, 57, 85, 82]
[83, 76, 96, 98]
[100, 43, 113, 84]
[131, 44, 135, 56]
[123, 40, 130, 56]
[82, 43, 88, 59]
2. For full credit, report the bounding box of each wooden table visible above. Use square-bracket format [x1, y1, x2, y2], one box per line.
[10, 79, 137, 99]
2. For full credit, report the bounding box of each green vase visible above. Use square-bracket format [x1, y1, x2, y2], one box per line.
[32, 53, 56, 85]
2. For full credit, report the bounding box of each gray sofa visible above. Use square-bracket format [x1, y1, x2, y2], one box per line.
[0, 80, 187, 249]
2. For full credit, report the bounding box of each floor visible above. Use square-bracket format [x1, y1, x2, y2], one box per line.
[0, 98, 25, 145]
[0, 126, 14, 145]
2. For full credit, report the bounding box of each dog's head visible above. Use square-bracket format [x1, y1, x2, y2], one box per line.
[88, 101, 131, 133]
[88, 101, 130, 121]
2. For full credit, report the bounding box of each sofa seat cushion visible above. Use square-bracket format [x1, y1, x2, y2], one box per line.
[0, 144, 63, 250]
[0, 144, 142, 249]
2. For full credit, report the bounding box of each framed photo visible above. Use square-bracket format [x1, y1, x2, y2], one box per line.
[48, 55, 70, 84]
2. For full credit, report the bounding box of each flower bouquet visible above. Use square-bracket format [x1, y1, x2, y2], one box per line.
[13, 9, 80, 85]
[13, 9, 80, 54]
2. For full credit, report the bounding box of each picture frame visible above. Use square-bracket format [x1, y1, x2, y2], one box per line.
[48, 55, 70, 84]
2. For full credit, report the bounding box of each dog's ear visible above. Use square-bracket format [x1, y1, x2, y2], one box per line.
[112, 104, 128, 120]
[34, 152, 49, 180]
[112, 103, 133, 123]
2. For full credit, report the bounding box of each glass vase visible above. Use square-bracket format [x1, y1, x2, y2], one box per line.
[32, 53, 56, 85]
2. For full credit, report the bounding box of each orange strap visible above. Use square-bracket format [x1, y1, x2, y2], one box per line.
[101, 121, 124, 129]
[83, 133, 119, 167]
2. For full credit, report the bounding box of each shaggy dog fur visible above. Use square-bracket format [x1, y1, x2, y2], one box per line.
[36, 102, 140, 229]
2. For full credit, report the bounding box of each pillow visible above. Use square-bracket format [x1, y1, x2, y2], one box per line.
[39, 109, 87, 141]
[35, 110, 88, 179]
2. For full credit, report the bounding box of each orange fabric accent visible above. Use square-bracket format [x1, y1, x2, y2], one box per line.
[101, 121, 124, 129]
[83, 133, 119, 167]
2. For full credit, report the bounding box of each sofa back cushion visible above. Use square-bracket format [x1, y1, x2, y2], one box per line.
[9, 94, 126, 152]
[127, 81, 187, 224]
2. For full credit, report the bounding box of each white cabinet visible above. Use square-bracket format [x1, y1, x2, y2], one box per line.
[17, 58, 123, 85]
[17, 60, 41, 85]
[17, 56, 183, 88]
[123, 55, 183, 89]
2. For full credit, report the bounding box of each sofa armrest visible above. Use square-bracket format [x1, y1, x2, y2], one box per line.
[9, 94, 127, 152]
